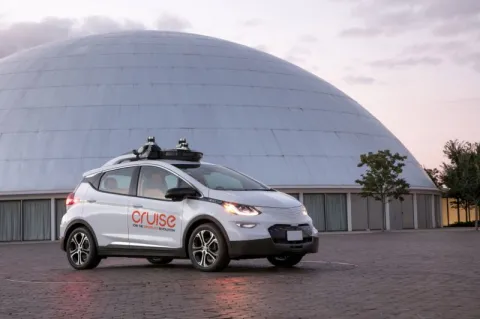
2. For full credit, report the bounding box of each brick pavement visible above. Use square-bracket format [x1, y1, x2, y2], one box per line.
[0, 229, 479, 319]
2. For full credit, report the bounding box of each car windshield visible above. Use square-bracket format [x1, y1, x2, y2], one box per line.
[173, 163, 272, 191]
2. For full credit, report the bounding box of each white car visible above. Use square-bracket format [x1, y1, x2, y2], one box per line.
[59, 137, 319, 272]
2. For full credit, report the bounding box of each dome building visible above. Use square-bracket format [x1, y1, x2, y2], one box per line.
[0, 31, 441, 242]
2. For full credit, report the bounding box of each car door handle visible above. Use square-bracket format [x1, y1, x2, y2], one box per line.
[87, 199, 96, 203]
[133, 204, 143, 208]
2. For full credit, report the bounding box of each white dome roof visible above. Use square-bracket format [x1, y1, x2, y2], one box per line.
[0, 30, 435, 194]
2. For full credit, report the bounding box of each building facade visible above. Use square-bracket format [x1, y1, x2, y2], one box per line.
[0, 31, 440, 242]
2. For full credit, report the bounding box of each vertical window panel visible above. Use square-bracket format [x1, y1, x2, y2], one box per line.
[367, 197, 383, 230]
[22, 200, 51, 241]
[303, 194, 325, 231]
[0, 201, 22, 241]
[351, 194, 368, 231]
[325, 194, 347, 231]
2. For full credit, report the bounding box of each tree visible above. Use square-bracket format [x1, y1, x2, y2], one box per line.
[355, 149, 411, 231]
[440, 140, 480, 231]
[424, 166, 441, 188]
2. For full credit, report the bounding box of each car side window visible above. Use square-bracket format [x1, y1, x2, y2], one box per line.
[137, 166, 190, 200]
[98, 167, 136, 195]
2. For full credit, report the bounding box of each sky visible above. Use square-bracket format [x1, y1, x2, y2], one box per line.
[0, 0, 479, 169]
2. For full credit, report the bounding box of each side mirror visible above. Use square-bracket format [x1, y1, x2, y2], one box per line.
[165, 187, 199, 201]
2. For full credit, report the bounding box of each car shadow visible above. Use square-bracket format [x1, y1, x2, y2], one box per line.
[86, 261, 344, 275]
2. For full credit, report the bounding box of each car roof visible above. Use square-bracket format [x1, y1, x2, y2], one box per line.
[83, 158, 215, 178]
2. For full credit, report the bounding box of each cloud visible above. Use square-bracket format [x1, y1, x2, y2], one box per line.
[253, 44, 269, 52]
[283, 45, 311, 65]
[0, 17, 77, 59]
[343, 75, 376, 85]
[287, 46, 311, 56]
[155, 13, 191, 31]
[340, 27, 383, 38]
[298, 34, 318, 43]
[339, 0, 480, 38]
[77, 16, 146, 35]
[452, 52, 480, 73]
[402, 41, 471, 55]
[370, 56, 443, 68]
[242, 18, 262, 27]
[0, 14, 191, 59]
[284, 54, 305, 65]
[432, 19, 480, 37]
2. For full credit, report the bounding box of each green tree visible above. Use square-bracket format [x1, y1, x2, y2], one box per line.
[440, 140, 480, 231]
[355, 150, 411, 231]
[424, 166, 441, 188]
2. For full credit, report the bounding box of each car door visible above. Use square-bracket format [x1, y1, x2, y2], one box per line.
[82, 166, 137, 247]
[127, 165, 187, 249]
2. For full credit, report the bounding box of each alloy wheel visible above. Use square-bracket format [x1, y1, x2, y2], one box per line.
[192, 230, 219, 268]
[68, 232, 91, 266]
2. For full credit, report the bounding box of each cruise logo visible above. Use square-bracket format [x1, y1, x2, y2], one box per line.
[132, 211, 176, 232]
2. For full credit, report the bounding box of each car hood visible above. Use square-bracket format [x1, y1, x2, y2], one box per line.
[207, 189, 302, 208]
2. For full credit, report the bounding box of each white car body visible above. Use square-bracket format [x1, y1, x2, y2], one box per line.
[59, 141, 319, 270]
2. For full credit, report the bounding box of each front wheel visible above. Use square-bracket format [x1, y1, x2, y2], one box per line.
[267, 255, 304, 267]
[188, 223, 230, 272]
[146, 257, 174, 265]
[66, 227, 101, 270]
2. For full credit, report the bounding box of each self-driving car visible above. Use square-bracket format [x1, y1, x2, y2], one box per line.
[59, 137, 319, 272]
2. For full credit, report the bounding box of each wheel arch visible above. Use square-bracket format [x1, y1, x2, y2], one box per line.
[62, 219, 99, 251]
[182, 215, 231, 256]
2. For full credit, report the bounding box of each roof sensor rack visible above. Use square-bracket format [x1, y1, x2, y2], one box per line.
[132, 137, 203, 162]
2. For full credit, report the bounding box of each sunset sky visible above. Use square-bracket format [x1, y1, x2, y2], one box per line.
[1, 0, 479, 169]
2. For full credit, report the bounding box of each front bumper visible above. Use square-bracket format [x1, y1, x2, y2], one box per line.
[229, 235, 319, 259]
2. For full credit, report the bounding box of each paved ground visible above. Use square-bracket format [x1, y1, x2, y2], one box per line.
[0, 229, 479, 319]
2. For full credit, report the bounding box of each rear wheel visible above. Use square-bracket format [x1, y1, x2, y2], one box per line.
[66, 227, 101, 270]
[267, 255, 304, 267]
[146, 257, 174, 265]
[188, 223, 230, 272]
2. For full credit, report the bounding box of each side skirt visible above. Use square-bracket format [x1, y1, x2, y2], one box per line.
[97, 245, 187, 259]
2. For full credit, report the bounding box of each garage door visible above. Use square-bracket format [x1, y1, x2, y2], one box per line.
[0, 201, 22, 241]
[368, 197, 383, 230]
[402, 195, 415, 229]
[351, 194, 368, 231]
[417, 195, 428, 229]
[22, 200, 51, 241]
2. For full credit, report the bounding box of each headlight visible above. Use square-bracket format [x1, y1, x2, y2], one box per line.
[301, 205, 308, 216]
[223, 202, 261, 216]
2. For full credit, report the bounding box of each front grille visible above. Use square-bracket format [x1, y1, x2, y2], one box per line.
[268, 224, 313, 244]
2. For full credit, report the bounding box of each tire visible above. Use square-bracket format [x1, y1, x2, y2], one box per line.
[188, 223, 230, 272]
[267, 254, 304, 267]
[66, 227, 101, 270]
[146, 257, 174, 265]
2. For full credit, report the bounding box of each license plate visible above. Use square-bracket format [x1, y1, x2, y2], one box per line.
[287, 230, 303, 241]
